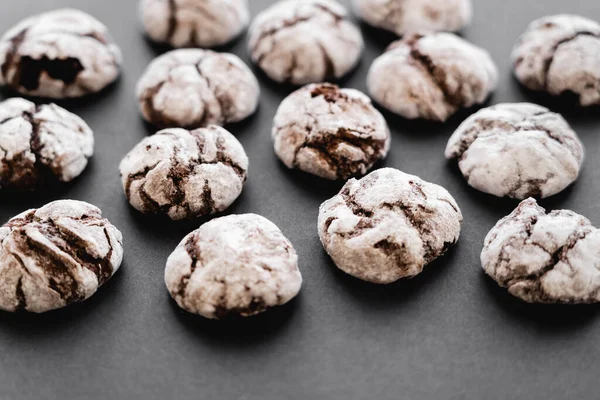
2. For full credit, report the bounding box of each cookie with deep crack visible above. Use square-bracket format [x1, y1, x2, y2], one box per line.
[248, 0, 364, 85]
[0, 200, 124, 313]
[119, 125, 248, 220]
[368, 32, 498, 122]
[482, 198, 600, 304]
[512, 15, 600, 107]
[140, 0, 250, 48]
[445, 103, 584, 199]
[0, 8, 122, 98]
[136, 48, 260, 128]
[273, 83, 390, 180]
[353, 0, 472, 36]
[0, 97, 94, 190]
[165, 213, 302, 319]
[318, 168, 462, 284]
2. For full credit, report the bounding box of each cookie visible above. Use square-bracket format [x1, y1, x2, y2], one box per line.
[367, 32, 498, 122]
[273, 83, 390, 180]
[512, 15, 600, 107]
[136, 49, 260, 128]
[248, 0, 364, 85]
[318, 168, 462, 284]
[140, 0, 250, 48]
[445, 103, 584, 199]
[482, 198, 600, 304]
[119, 125, 248, 220]
[353, 0, 472, 36]
[0, 200, 123, 313]
[0, 97, 94, 190]
[0, 9, 122, 98]
[165, 213, 302, 319]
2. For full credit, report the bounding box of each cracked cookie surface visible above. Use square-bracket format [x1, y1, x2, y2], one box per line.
[0, 200, 124, 313]
[512, 14, 600, 107]
[248, 0, 364, 85]
[140, 0, 250, 48]
[353, 0, 472, 36]
[367, 32, 498, 122]
[136, 48, 260, 128]
[318, 168, 462, 284]
[165, 213, 302, 319]
[273, 83, 390, 180]
[119, 125, 248, 220]
[0, 8, 122, 98]
[0, 97, 94, 190]
[482, 198, 600, 303]
[445, 103, 584, 199]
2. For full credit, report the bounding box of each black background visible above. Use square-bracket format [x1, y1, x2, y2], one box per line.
[1, 1, 600, 399]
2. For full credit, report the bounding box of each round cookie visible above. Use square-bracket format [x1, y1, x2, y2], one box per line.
[165, 213, 302, 319]
[445, 103, 584, 199]
[248, 0, 364, 85]
[512, 15, 600, 107]
[119, 125, 248, 220]
[367, 32, 498, 122]
[0, 97, 94, 190]
[0, 9, 122, 98]
[482, 198, 600, 304]
[136, 48, 260, 128]
[140, 0, 250, 48]
[273, 83, 390, 180]
[318, 168, 463, 284]
[0, 200, 124, 313]
[353, 0, 472, 36]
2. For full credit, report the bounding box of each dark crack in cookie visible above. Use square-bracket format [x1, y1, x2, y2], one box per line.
[0, 9, 122, 98]
[165, 213, 302, 319]
[119, 125, 248, 220]
[0, 200, 124, 313]
[273, 83, 390, 180]
[445, 103, 584, 200]
[318, 168, 463, 284]
[482, 198, 600, 304]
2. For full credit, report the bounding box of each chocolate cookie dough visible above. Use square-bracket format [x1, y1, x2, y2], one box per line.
[140, 0, 250, 48]
[119, 125, 248, 220]
[318, 168, 462, 284]
[273, 83, 390, 180]
[136, 49, 260, 128]
[512, 15, 600, 107]
[165, 213, 302, 319]
[445, 103, 584, 199]
[0, 97, 94, 190]
[0, 8, 122, 98]
[353, 0, 472, 36]
[482, 198, 600, 304]
[367, 32, 498, 122]
[0, 200, 124, 313]
[248, 0, 364, 85]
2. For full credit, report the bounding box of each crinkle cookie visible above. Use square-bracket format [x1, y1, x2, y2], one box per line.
[0, 97, 94, 190]
[318, 168, 462, 284]
[140, 0, 250, 48]
[165, 213, 302, 319]
[119, 125, 248, 220]
[445, 103, 584, 199]
[0, 8, 122, 98]
[512, 15, 600, 107]
[482, 198, 600, 304]
[353, 0, 472, 36]
[136, 49, 260, 128]
[273, 83, 390, 180]
[0, 200, 124, 313]
[368, 32, 498, 122]
[248, 0, 364, 85]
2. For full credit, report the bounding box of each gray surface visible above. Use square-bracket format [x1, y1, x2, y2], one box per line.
[1, 1, 599, 399]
